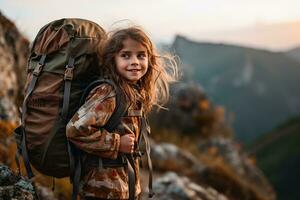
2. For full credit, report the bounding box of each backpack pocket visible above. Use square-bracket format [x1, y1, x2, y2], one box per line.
[24, 72, 62, 149]
[26, 93, 61, 149]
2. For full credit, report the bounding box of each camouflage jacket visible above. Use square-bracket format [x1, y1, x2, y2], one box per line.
[66, 83, 142, 199]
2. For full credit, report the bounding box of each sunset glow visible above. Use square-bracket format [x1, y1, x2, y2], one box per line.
[1, 0, 300, 51]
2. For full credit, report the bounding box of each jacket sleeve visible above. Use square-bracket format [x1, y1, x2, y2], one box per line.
[66, 83, 121, 159]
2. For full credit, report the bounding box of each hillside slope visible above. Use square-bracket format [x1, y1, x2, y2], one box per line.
[249, 117, 300, 200]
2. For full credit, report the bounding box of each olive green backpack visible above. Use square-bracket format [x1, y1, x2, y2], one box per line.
[13, 18, 115, 178]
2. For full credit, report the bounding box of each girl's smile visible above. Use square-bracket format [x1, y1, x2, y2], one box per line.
[115, 38, 148, 83]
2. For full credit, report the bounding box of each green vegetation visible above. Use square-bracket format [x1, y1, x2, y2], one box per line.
[250, 117, 300, 200]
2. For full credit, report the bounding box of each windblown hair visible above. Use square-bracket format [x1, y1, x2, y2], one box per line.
[102, 27, 178, 114]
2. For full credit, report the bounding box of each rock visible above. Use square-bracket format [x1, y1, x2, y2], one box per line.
[153, 172, 228, 200]
[0, 164, 58, 200]
[0, 165, 17, 186]
[0, 164, 36, 200]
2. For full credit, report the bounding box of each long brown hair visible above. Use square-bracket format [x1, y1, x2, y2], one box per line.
[102, 27, 178, 114]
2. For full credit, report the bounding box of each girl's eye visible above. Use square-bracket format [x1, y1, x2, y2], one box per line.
[121, 54, 130, 58]
[138, 54, 147, 59]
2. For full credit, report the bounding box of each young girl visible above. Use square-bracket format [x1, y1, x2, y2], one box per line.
[66, 27, 177, 200]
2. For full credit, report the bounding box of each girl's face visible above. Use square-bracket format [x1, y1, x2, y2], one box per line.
[114, 38, 148, 84]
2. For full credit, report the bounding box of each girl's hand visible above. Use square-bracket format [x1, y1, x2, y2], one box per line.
[119, 134, 135, 153]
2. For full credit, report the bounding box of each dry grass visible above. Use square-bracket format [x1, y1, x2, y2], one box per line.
[198, 154, 273, 200]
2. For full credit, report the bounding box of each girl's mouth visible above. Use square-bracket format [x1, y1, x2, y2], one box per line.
[128, 69, 141, 72]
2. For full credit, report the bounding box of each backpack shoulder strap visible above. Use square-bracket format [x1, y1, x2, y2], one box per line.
[71, 79, 129, 200]
[79, 79, 129, 131]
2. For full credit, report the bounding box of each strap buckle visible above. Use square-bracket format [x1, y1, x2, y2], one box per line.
[33, 63, 43, 76]
[64, 65, 74, 80]
[64, 57, 75, 81]
[33, 54, 46, 77]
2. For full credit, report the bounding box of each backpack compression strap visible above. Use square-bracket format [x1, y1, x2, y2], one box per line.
[18, 54, 47, 179]
[62, 57, 75, 119]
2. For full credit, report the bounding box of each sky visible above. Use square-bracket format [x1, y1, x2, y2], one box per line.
[1, 0, 300, 51]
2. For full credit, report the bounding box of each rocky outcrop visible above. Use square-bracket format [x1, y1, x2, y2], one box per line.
[198, 137, 275, 197]
[0, 11, 29, 122]
[150, 141, 276, 200]
[150, 83, 232, 138]
[148, 81, 276, 199]
[0, 12, 31, 198]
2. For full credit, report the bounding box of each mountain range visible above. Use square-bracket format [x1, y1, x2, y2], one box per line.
[171, 35, 300, 142]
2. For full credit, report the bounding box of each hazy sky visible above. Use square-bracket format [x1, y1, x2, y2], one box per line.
[1, 0, 300, 51]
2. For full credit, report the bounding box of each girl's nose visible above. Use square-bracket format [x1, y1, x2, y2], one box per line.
[130, 56, 139, 66]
